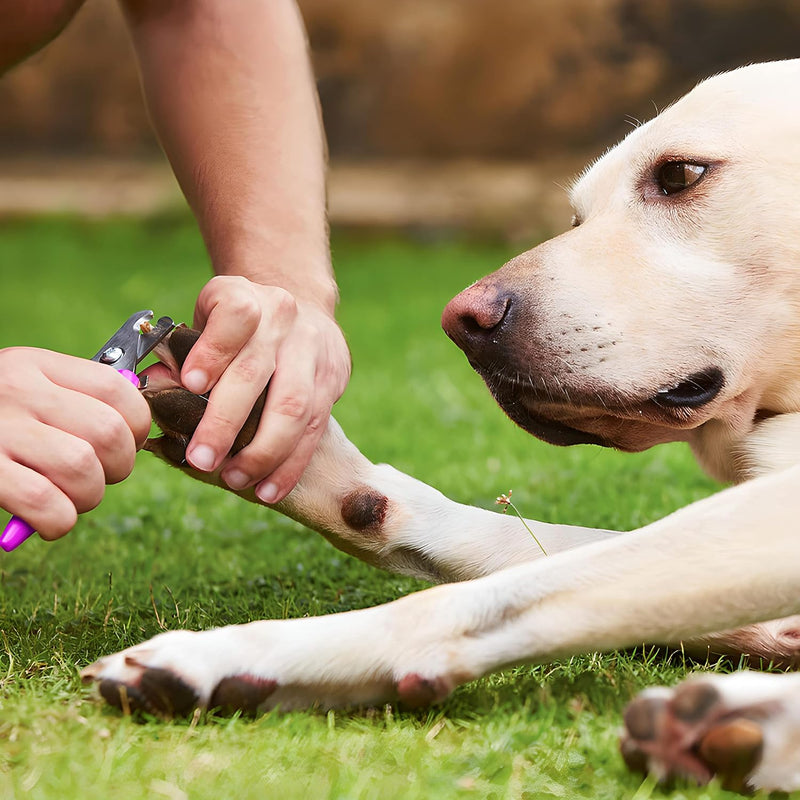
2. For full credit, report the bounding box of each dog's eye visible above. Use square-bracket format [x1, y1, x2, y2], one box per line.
[570, 214, 581, 228]
[657, 162, 706, 195]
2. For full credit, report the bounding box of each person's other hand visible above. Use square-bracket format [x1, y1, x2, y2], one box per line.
[0, 348, 151, 539]
[179, 275, 351, 503]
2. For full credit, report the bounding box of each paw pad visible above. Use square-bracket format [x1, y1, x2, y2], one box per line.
[209, 675, 278, 715]
[621, 681, 766, 793]
[395, 673, 451, 708]
[98, 667, 199, 717]
[698, 719, 764, 793]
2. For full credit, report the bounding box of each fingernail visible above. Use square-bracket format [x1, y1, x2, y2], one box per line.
[256, 482, 280, 504]
[183, 369, 209, 394]
[223, 469, 250, 490]
[187, 444, 216, 471]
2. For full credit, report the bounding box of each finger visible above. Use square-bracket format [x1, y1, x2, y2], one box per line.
[26, 386, 140, 485]
[185, 335, 276, 473]
[0, 459, 78, 542]
[4, 419, 107, 517]
[0, 461, 77, 540]
[31, 351, 152, 447]
[220, 330, 319, 491]
[253, 414, 329, 504]
[181, 276, 265, 394]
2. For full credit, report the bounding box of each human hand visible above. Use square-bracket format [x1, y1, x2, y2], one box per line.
[0, 348, 152, 539]
[177, 275, 351, 503]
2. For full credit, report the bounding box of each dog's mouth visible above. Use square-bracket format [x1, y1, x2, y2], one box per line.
[500, 404, 607, 447]
[478, 365, 726, 449]
[651, 367, 725, 409]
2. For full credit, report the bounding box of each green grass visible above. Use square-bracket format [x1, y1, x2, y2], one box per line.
[0, 217, 771, 799]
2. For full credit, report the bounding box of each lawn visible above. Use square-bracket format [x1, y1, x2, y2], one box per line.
[0, 216, 764, 800]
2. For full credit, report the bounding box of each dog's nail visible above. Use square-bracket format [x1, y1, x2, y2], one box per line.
[256, 482, 280, 504]
[187, 444, 216, 472]
[671, 681, 721, 723]
[182, 369, 209, 394]
[624, 692, 668, 741]
[223, 469, 250, 490]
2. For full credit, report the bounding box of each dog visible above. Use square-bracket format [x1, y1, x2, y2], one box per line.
[82, 60, 800, 793]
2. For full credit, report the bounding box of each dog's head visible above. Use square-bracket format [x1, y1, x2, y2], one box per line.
[442, 60, 800, 466]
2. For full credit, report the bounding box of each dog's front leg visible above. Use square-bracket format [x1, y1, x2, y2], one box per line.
[85, 465, 800, 789]
[274, 418, 617, 581]
[143, 326, 615, 582]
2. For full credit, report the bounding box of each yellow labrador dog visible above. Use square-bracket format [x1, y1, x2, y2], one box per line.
[83, 60, 800, 793]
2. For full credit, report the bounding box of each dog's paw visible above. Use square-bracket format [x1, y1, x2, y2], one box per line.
[82, 612, 461, 716]
[620, 671, 800, 793]
[141, 326, 265, 467]
[81, 629, 278, 717]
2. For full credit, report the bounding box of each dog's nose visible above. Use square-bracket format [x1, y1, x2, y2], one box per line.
[441, 282, 513, 359]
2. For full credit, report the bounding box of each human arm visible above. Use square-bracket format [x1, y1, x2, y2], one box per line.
[119, 0, 350, 502]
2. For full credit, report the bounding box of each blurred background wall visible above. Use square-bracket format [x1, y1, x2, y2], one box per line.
[0, 0, 798, 234]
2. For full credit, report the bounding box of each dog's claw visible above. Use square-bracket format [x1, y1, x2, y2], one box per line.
[620, 675, 782, 793]
[91, 665, 201, 718]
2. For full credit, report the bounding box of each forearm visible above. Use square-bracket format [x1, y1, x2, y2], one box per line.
[0, 0, 87, 74]
[120, 0, 336, 312]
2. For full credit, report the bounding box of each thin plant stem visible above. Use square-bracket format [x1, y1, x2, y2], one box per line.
[495, 490, 548, 556]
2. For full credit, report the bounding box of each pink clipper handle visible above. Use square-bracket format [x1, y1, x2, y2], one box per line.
[0, 369, 140, 552]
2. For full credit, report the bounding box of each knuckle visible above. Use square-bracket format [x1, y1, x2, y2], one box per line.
[293, 320, 318, 345]
[68, 439, 100, 475]
[199, 277, 262, 332]
[272, 394, 311, 422]
[232, 357, 265, 386]
[202, 407, 241, 438]
[304, 412, 327, 435]
[0, 371, 28, 399]
[212, 276, 261, 317]
[268, 287, 298, 320]
[197, 335, 232, 365]
[20, 478, 57, 511]
[205, 274, 247, 299]
[96, 408, 131, 449]
[39, 506, 78, 540]
[233, 294, 262, 324]
[207, 274, 248, 291]
[103, 371, 134, 409]
[90, 408, 136, 465]
[75, 483, 105, 514]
